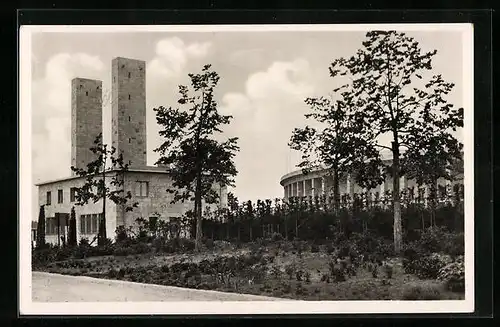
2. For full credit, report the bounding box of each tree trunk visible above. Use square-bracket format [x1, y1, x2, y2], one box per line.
[99, 171, 107, 247]
[392, 141, 403, 254]
[195, 174, 203, 251]
[57, 214, 61, 247]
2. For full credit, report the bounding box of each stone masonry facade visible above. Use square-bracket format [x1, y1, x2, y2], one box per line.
[36, 169, 227, 244]
[112, 57, 147, 168]
[71, 78, 102, 174]
[36, 56, 229, 246]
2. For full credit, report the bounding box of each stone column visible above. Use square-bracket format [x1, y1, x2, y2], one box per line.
[295, 182, 299, 197]
[321, 177, 325, 195]
[311, 179, 315, 198]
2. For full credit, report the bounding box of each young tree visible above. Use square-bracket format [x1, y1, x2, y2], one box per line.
[67, 206, 77, 247]
[35, 205, 46, 249]
[289, 93, 382, 216]
[71, 133, 138, 246]
[328, 30, 463, 253]
[153, 64, 239, 251]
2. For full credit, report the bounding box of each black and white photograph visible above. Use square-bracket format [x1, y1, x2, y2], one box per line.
[19, 23, 474, 315]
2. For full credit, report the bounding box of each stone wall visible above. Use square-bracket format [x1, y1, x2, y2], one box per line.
[71, 78, 102, 175]
[37, 175, 117, 245]
[111, 57, 147, 168]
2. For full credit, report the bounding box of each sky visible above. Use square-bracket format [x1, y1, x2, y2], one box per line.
[29, 27, 465, 217]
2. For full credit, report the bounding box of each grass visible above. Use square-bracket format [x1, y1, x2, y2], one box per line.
[36, 243, 464, 301]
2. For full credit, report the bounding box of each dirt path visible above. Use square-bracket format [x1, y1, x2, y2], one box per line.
[32, 272, 291, 302]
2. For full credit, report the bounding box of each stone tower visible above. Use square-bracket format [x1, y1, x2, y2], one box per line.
[111, 57, 147, 168]
[71, 77, 103, 175]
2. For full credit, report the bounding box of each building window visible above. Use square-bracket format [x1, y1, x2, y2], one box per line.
[128, 116, 131, 122]
[46, 217, 64, 235]
[46, 191, 51, 205]
[128, 138, 131, 143]
[85, 91, 88, 96]
[128, 72, 131, 78]
[58, 189, 63, 203]
[80, 214, 100, 235]
[80, 215, 86, 234]
[135, 181, 149, 197]
[70, 188, 77, 202]
[128, 94, 131, 100]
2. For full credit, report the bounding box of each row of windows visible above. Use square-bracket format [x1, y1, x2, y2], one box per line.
[80, 214, 101, 234]
[45, 182, 150, 205]
[44, 214, 101, 235]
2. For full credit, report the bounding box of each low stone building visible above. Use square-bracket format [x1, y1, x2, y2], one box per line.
[36, 167, 227, 245]
[35, 56, 228, 245]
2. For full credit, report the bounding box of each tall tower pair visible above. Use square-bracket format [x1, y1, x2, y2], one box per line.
[71, 57, 147, 174]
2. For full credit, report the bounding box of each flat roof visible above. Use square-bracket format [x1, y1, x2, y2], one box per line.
[34, 166, 171, 186]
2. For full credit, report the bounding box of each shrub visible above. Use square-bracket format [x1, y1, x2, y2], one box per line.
[304, 271, 311, 283]
[295, 269, 304, 281]
[438, 256, 465, 292]
[285, 264, 296, 280]
[281, 282, 292, 293]
[90, 238, 115, 256]
[310, 244, 320, 253]
[326, 243, 335, 254]
[401, 282, 445, 300]
[115, 226, 130, 243]
[383, 263, 394, 279]
[328, 260, 347, 282]
[295, 282, 307, 295]
[404, 253, 453, 279]
[203, 238, 215, 250]
[442, 232, 465, 257]
[271, 233, 283, 242]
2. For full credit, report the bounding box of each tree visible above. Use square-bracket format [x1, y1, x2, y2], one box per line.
[68, 206, 77, 247]
[328, 30, 463, 253]
[153, 64, 239, 251]
[71, 133, 138, 246]
[36, 205, 46, 249]
[289, 93, 382, 217]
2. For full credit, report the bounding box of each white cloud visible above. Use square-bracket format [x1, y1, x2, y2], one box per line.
[146, 37, 212, 166]
[148, 37, 211, 79]
[219, 58, 316, 202]
[32, 52, 105, 182]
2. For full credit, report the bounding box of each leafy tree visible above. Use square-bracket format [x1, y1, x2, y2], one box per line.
[71, 133, 138, 246]
[289, 93, 382, 216]
[153, 64, 240, 251]
[68, 206, 77, 247]
[328, 30, 463, 253]
[36, 205, 46, 249]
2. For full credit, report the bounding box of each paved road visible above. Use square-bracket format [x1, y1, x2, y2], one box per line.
[32, 272, 289, 302]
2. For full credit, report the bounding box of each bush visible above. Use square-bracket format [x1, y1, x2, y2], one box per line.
[310, 244, 320, 253]
[442, 232, 465, 257]
[404, 253, 453, 279]
[328, 260, 347, 282]
[270, 233, 283, 242]
[416, 227, 464, 257]
[401, 282, 445, 300]
[203, 238, 215, 250]
[438, 256, 465, 292]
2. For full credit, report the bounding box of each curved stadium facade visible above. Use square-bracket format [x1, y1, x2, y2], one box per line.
[279, 159, 464, 200]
